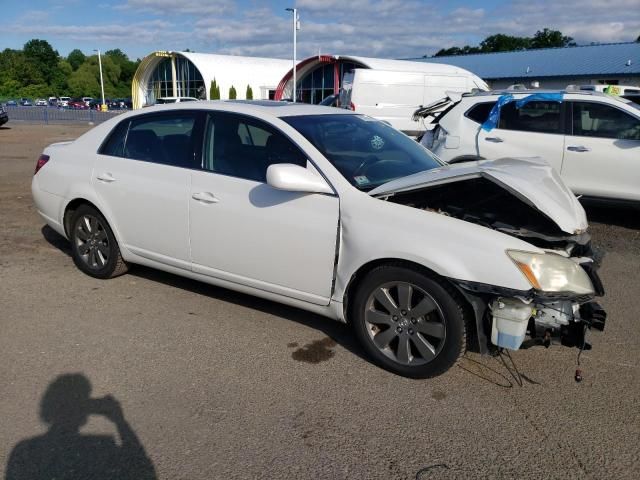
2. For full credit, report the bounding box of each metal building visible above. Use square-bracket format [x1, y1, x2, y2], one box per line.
[131, 51, 292, 109]
[406, 42, 640, 89]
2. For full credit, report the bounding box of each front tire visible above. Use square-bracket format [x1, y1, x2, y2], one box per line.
[69, 205, 128, 279]
[351, 265, 467, 378]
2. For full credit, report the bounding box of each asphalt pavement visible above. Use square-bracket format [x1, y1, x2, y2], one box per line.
[1, 123, 638, 479]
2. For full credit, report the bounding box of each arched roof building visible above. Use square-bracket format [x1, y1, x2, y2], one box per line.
[132, 51, 292, 109]
[274, 55, 484, 104]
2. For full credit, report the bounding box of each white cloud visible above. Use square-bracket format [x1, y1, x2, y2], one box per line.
[116, 0, 234, 14]
[13, 19, 191, 47]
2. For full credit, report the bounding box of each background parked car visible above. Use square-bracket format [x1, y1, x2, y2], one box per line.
[82, 97, 94, 107]
[68, 98, 89, 110]
[48, 97, 58, 106]
[20, 98, 33, 106]
[58, 96, 71, 108]
[35, 99, 48, 107]
[6, 100, 18, 107]
[0, 104, 8, 126]
[418, 89, 640, 204]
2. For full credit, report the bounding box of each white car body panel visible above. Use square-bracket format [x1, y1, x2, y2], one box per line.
[562, 135, 639, 201]
[31, 101, 594, 336]
[476, 128, 565, 173]
[93, 155, 192, 269]
[189, 170, 339, 305]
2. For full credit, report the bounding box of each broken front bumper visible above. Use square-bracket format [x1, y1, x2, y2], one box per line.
[451, 266, 607, 353]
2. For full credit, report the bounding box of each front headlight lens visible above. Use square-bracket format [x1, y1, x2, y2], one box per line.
[507, 250, 594, 294]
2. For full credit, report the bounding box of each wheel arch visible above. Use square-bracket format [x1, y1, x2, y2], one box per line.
[63, 198, 101, 237]
[342, 257, 481, 352]
[62, 197, 125, 252]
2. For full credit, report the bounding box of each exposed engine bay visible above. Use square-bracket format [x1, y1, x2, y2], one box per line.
[382, 176, 606, 353]
[385, 176, 592, 255]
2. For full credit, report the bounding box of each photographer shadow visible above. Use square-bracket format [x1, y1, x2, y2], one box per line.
[5, 373, 156, 480]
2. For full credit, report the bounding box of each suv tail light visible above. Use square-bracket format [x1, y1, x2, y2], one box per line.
[349, 102, 355, 111]
[35, 154, 49, 175]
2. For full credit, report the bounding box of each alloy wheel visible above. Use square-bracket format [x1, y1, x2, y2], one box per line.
[364, 281, 447, 366]
[74, 214, 110, 270]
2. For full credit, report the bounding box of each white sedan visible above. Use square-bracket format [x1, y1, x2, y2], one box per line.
[32, 101, 606, 378]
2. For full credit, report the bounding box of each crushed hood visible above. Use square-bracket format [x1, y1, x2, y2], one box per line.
[368, 157, 588, 234]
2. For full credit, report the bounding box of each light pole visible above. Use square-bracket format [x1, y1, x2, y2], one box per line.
[285, 8, 300, 103]
[93, 49, 106, 111]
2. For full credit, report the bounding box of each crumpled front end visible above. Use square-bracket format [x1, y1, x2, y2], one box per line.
[451, 263, 606, 353]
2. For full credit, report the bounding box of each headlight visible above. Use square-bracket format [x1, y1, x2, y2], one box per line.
[507, 250, 594, 294]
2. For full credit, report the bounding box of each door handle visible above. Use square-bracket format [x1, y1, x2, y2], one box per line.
[567, 145, 591, 152]
[96, 172, 115, 183]
[192, 192, 219, 204]
[485, 137, 503, 143]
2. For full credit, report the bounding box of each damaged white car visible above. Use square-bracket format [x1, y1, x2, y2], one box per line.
[31, 102, 606, 378]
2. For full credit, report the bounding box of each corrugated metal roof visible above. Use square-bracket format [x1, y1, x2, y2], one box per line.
[405, 42, 640, 80]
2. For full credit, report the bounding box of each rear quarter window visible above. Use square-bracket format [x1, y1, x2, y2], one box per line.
[465, 102, 496, 124]
[98, 120, 129, 157]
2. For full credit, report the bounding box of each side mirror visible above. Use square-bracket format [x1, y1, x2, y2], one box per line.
[266, 163, 333, 194]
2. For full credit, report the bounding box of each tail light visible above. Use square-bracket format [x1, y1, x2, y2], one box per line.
[349, 102, 356, 111]
[35, 154, 49, 175]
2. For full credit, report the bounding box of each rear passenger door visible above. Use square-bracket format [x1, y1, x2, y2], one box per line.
[189, 112, 339, 305]
[477, 100, 565, 171]
[94, 111, 199, 270]
[561, 101, 640, 201]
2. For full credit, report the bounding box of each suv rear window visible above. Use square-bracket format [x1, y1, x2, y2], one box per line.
[465, 102, 496, 124]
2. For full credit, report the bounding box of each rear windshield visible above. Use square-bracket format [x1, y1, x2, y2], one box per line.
[283, 114, 442, 191]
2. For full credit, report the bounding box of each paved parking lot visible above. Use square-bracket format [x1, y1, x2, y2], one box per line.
[1, 123, 639, 479]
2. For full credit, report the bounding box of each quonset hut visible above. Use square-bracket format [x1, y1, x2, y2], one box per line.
[131, 51, 292, 109]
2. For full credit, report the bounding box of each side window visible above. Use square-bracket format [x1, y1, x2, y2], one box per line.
[124, 114, 196, 167]
[99, 120, 129, 157]
[465, 102, 495, 124]
[202, 113, 307, 182]
[499, 101, 561, 134]
[572, 102, 640, 140]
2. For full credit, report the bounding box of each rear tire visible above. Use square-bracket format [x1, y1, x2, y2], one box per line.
[69, 205, 128, 279]
[351, 265, 466, 378]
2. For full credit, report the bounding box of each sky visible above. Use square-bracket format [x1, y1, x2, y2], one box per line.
[1, 0, 639, 60]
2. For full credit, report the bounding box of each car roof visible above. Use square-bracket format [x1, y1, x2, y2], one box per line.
[463, 89, 621, 99]
[138, 100, 354, 118]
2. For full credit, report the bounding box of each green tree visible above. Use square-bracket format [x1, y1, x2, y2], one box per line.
[530, 28, 575, 49]
[434, 45, 482, 57]
[210, 78, 219, 99]
[67, 49, 85, 71]
[49, 60, 73, 95]
[229, 85, 237, 99]
[480, 34, 530, 52]
[246, 84, 253, 100]
[23, 39, 59, 84]
[68, 55, 120, 97]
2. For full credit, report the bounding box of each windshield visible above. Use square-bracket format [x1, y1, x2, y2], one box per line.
[283, 114, 442, 191]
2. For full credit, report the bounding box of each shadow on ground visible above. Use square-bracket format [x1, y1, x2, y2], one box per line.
[41, 226, 365, 362]
[5, 373, 156, 480]
[583, 202, 640, 230]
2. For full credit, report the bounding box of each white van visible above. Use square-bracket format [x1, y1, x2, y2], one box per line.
[339, 67, 488, 136]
